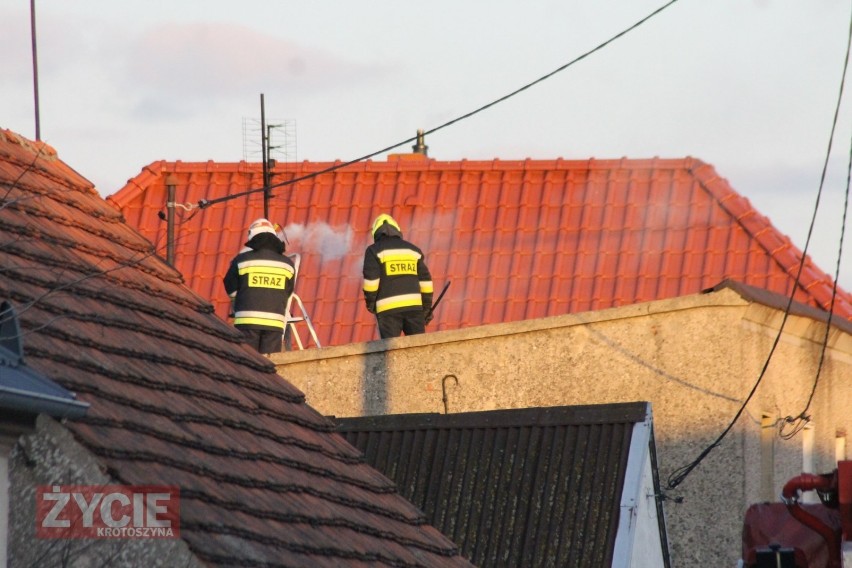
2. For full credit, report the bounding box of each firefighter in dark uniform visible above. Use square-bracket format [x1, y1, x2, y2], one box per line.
[224, 218, 296, 354]
[362, 214, 434, 339]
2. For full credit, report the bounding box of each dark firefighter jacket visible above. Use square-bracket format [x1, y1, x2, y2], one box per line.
[223, 235, 296, 330]
[363, 235, 433, 315]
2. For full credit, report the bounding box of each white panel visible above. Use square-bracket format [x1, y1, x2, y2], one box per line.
[802, 424, 818, 504]
[612, 407, 667, 568]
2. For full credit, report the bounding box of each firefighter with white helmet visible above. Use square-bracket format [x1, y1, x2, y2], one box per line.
[223, 218, 296, 354]
[362, 213, 434, 338]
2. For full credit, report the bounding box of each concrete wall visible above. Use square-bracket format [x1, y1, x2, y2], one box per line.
[272, 287, 852, 567]
[8, 416, 202, 568]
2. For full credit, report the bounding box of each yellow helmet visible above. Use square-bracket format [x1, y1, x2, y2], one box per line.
[371, 214, 402, 240]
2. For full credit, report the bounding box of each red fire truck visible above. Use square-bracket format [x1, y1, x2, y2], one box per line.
[741, 461, 851, 567]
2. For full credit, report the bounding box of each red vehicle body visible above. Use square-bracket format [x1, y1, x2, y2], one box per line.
[741, 461, 852, 568]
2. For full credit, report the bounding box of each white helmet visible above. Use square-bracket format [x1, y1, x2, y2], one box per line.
[246, 218, 277, 241]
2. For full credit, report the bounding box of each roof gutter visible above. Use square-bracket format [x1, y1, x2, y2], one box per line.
[0, 385, 89, 420]
[0, 300, 89, 420]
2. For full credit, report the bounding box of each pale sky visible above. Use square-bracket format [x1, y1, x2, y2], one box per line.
[3, 0, 851, 290]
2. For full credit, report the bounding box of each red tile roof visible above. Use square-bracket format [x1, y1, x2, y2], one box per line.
[0, 129, 471, 566]
[108, 155, 852, 347]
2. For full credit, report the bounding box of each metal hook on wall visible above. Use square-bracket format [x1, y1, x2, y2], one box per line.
[441, 374, 458, 414]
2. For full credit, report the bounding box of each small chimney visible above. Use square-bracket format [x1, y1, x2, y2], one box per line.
[411, 129, 428, 156]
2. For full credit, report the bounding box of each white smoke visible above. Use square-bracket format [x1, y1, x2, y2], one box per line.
[282, 222, 353, 262]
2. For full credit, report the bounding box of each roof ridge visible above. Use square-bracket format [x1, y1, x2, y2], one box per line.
[104, 160, 168, 209]
[1, 130, 99, 194]
[687, 161, 851, 312]
[0, 128, 58, 162]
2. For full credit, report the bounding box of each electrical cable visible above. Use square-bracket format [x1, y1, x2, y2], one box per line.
[779, 125, 851, 440]
[1, 139, 48, 204]
[195, 0, 681, 210]
[667, 3, 852, 490]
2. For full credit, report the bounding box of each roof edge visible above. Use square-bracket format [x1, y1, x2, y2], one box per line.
[275, 279, 852, 366]
[689, 165, 852, 315]
[0, 385, 89, 419]
[334, 402, 650, 432]
[705, 279, 852, 335]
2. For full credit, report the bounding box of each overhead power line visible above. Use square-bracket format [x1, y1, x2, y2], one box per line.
[666, 1, 852, 490]
[196, 0, 681, 210]
[779, 120, 852, 440]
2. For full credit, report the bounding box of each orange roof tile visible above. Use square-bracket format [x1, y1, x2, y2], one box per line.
[108, 155, 852, 347]
[0, 129, 471, 566]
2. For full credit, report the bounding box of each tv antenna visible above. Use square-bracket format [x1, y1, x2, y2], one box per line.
[242, 95, 297, 217]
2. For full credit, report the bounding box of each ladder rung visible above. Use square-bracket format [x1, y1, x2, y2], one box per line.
[282, 291, 321, 350]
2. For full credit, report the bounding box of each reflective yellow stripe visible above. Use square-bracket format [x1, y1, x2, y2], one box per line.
[238, 258, 294, 271]
[376, 293, 423, 313]
[238, 265, 294, 277]
[363, 278, 380, 292]
[419, 280, 434, 293]
[235, 310, 286, 323]
[376, 249, 421, 262]
[234, 316, 286, 329]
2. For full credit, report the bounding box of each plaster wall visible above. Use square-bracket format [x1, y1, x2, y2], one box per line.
[8, 416, 203, 568]
[272, 289, 852, 567]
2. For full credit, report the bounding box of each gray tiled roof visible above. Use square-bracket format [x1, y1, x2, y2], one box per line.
[0, 128, 472, 567]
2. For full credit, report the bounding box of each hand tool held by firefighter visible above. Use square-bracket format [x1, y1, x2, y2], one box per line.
[425, 281, 450, 323]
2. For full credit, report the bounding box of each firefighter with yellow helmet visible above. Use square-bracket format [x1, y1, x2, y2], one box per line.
[362, 214, 434, 338]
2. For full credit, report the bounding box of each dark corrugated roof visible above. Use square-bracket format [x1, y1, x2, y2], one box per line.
[336, 402, 661, 567]
[0, 128, 472, 567]
[107, 156, 852, 347]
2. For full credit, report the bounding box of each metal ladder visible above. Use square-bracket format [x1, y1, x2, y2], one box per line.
[282, 254, 321, 350]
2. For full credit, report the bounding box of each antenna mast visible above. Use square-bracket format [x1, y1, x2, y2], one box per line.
[242, 100, 297, 217]
[260, 94, 270, 218]
[30, 0, 41, 141]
